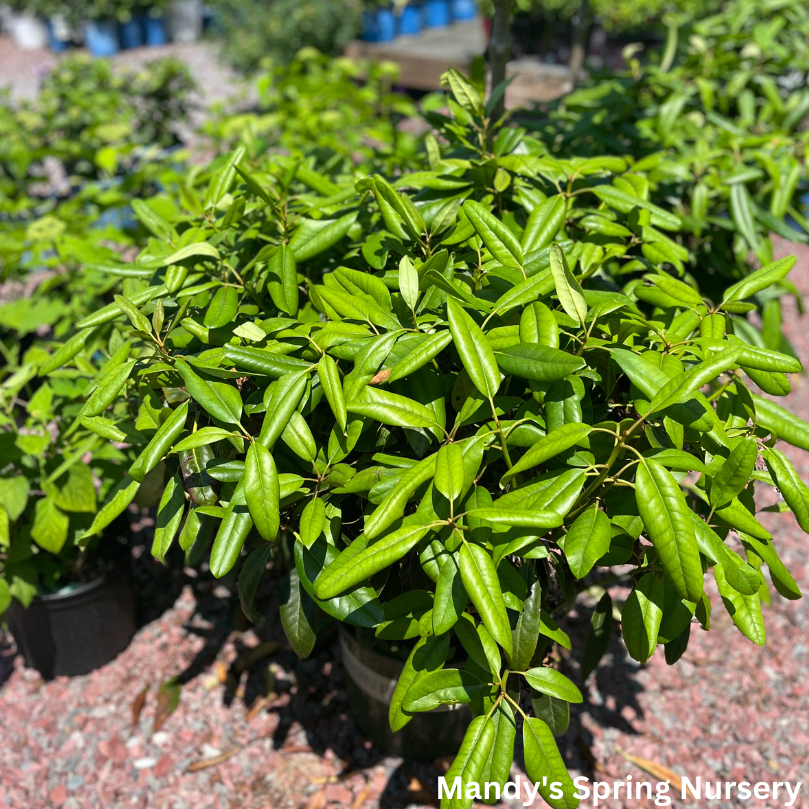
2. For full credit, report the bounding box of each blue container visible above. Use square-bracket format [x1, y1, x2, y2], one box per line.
[118, 15, 144, 49]
[361, 8, 396, 42]
[423, 0, 451, 28]
[451, 0, 477, 21]
[142, 15, 168, 46]
[46, 19, 70, 52]
[397, 3, 422, 35]
[83, 19, 120, 57]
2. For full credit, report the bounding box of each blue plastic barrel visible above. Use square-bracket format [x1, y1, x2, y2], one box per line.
[451, 0, 477, 21]
[118, 15, 144, 49]
[142, 15, 168, 46]
[46, 19, 70, 52]
[83, 19, 120, 57]
[423, 0, 451, 28]
[397, 3, 422, 35]
[362, 8, 397, 42]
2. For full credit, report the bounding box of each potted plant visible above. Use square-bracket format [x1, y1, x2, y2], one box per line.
[0, 339, 140, 679]
[36, 60, 806, 782]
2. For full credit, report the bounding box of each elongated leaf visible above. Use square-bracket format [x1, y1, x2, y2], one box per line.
[502, 423, 591, 483]
[299, 497, 326, 548]
[495, 343, 584, 381]
[204, 286, 239, 329]
[129, 402, 189, 482]
[635, 460, 703, 602]
[435, 443, 464, 503]
[523, 718, 579, 809]
[388, 331, 452, 382]
[390, 634, 449, 730]
[152, 475, 185, 560]
[523, 667, 582, 703]
[280, 567, 317, 658]
[464, 201, 523, 272]
[723, 256, 795, 303]
[317, 354, 347, 431]
[315, 524, 431, 599]
[763, 448, 809, 532]
[580, 593, 612, 680]
[402, 668, 487, 712]
[175, 358, 242, 426]
[522, 195, 566, 253]
[714, 563, 766, 646]
[549, 245, 587, 326]
[459, 543, 512, 655]
[210, 480, 253, 578]
[239, 544, 271, 622]
[447, 298, 500, 398]
[563, 505, 611, 579]
[244, 442, 280, 541]
[710, 438, 757, 508]
[622, 573, 664, 664]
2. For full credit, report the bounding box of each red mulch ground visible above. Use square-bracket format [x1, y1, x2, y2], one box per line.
[1, 237, 808, 809]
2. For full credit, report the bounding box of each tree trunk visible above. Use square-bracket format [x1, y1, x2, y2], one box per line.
[568, 0, 591, 87]
[489, 0, 512, 120]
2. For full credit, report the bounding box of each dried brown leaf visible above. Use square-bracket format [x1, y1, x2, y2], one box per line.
[130, 684, 150, 733]
[616, 748, 696, 800]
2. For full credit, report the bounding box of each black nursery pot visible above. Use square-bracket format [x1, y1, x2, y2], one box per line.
[340, 629, 470, 760]
[6, 565, 136, 680]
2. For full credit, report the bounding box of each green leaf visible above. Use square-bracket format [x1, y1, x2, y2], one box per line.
[268, 245, 299, 316]
[0, 476, 28, 522]
[244, 442, 280, 541]
[723, 256, 795, 303]
[646, 344, 743, 415]
[435, 443, 464, 503]
[522, 195, 566, 253]
[401, 668, 487, 712]
[239, 544, 271, 622]
[580, 593, 612, 680]
[399, 256, 419, 311]
[175, 358, 242, 426]
[763, 448, 809, 533]
[152, 475, 186, 561]
[388, 331, 452, 383]
[280, 567, 317, 658]
[480, 702, 517, 803]
[523, 667, 582, 703]
[315, 524, 431, 599]
[464, 508, 563, 529]
[441, 67, 483, 115]
[113, 294, 152, 334]
[372, 177, 424, 241]
[81, 359, 137, 419]
[31, 497, 69, 554]
[495, 343, 585, 381]
[204, 286, 239, 329]
[753, 393, 809, 451]
[549, 245, 587, 326]
[433, 553, 467, 635]
[531, 694, 570, 737]
[622, 573, 664, 664]
[172, 426, 235, 453]
[317, 354, 347, 431]
[523, 718, 579, 809]
[714, 563, 766, 646]
[447, 298, 500, 398]
[563, 505, 611, 579]
[347, 388, 438, 430]
[281, 411, 317, 463]
[729, 183, 759, 253]
[365, 453, 438, 539]
[129, 402, 189, 482]
[636, 460, 703, 602]
[502, 423, 591, 483]
[390, 633, 449, 730]
[258, 371, 309, 449]
[441, 715, 497, 809]
[710, 438, 757, 509]
[81, 479, 140, 543]
[459, 543, 512, 655]
[299, 497, 326, 548]
[507, 571, 541, 671]
[464, 200, 523, 272]
[210, 480, 253, 578]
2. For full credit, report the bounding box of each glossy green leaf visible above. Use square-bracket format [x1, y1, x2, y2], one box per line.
[447, 298, 500, 398]
[563, 505, 611, 579]
[244, 442, 280, 541]
[459, 542, 512, 655]
[621, 572, 664, 663]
